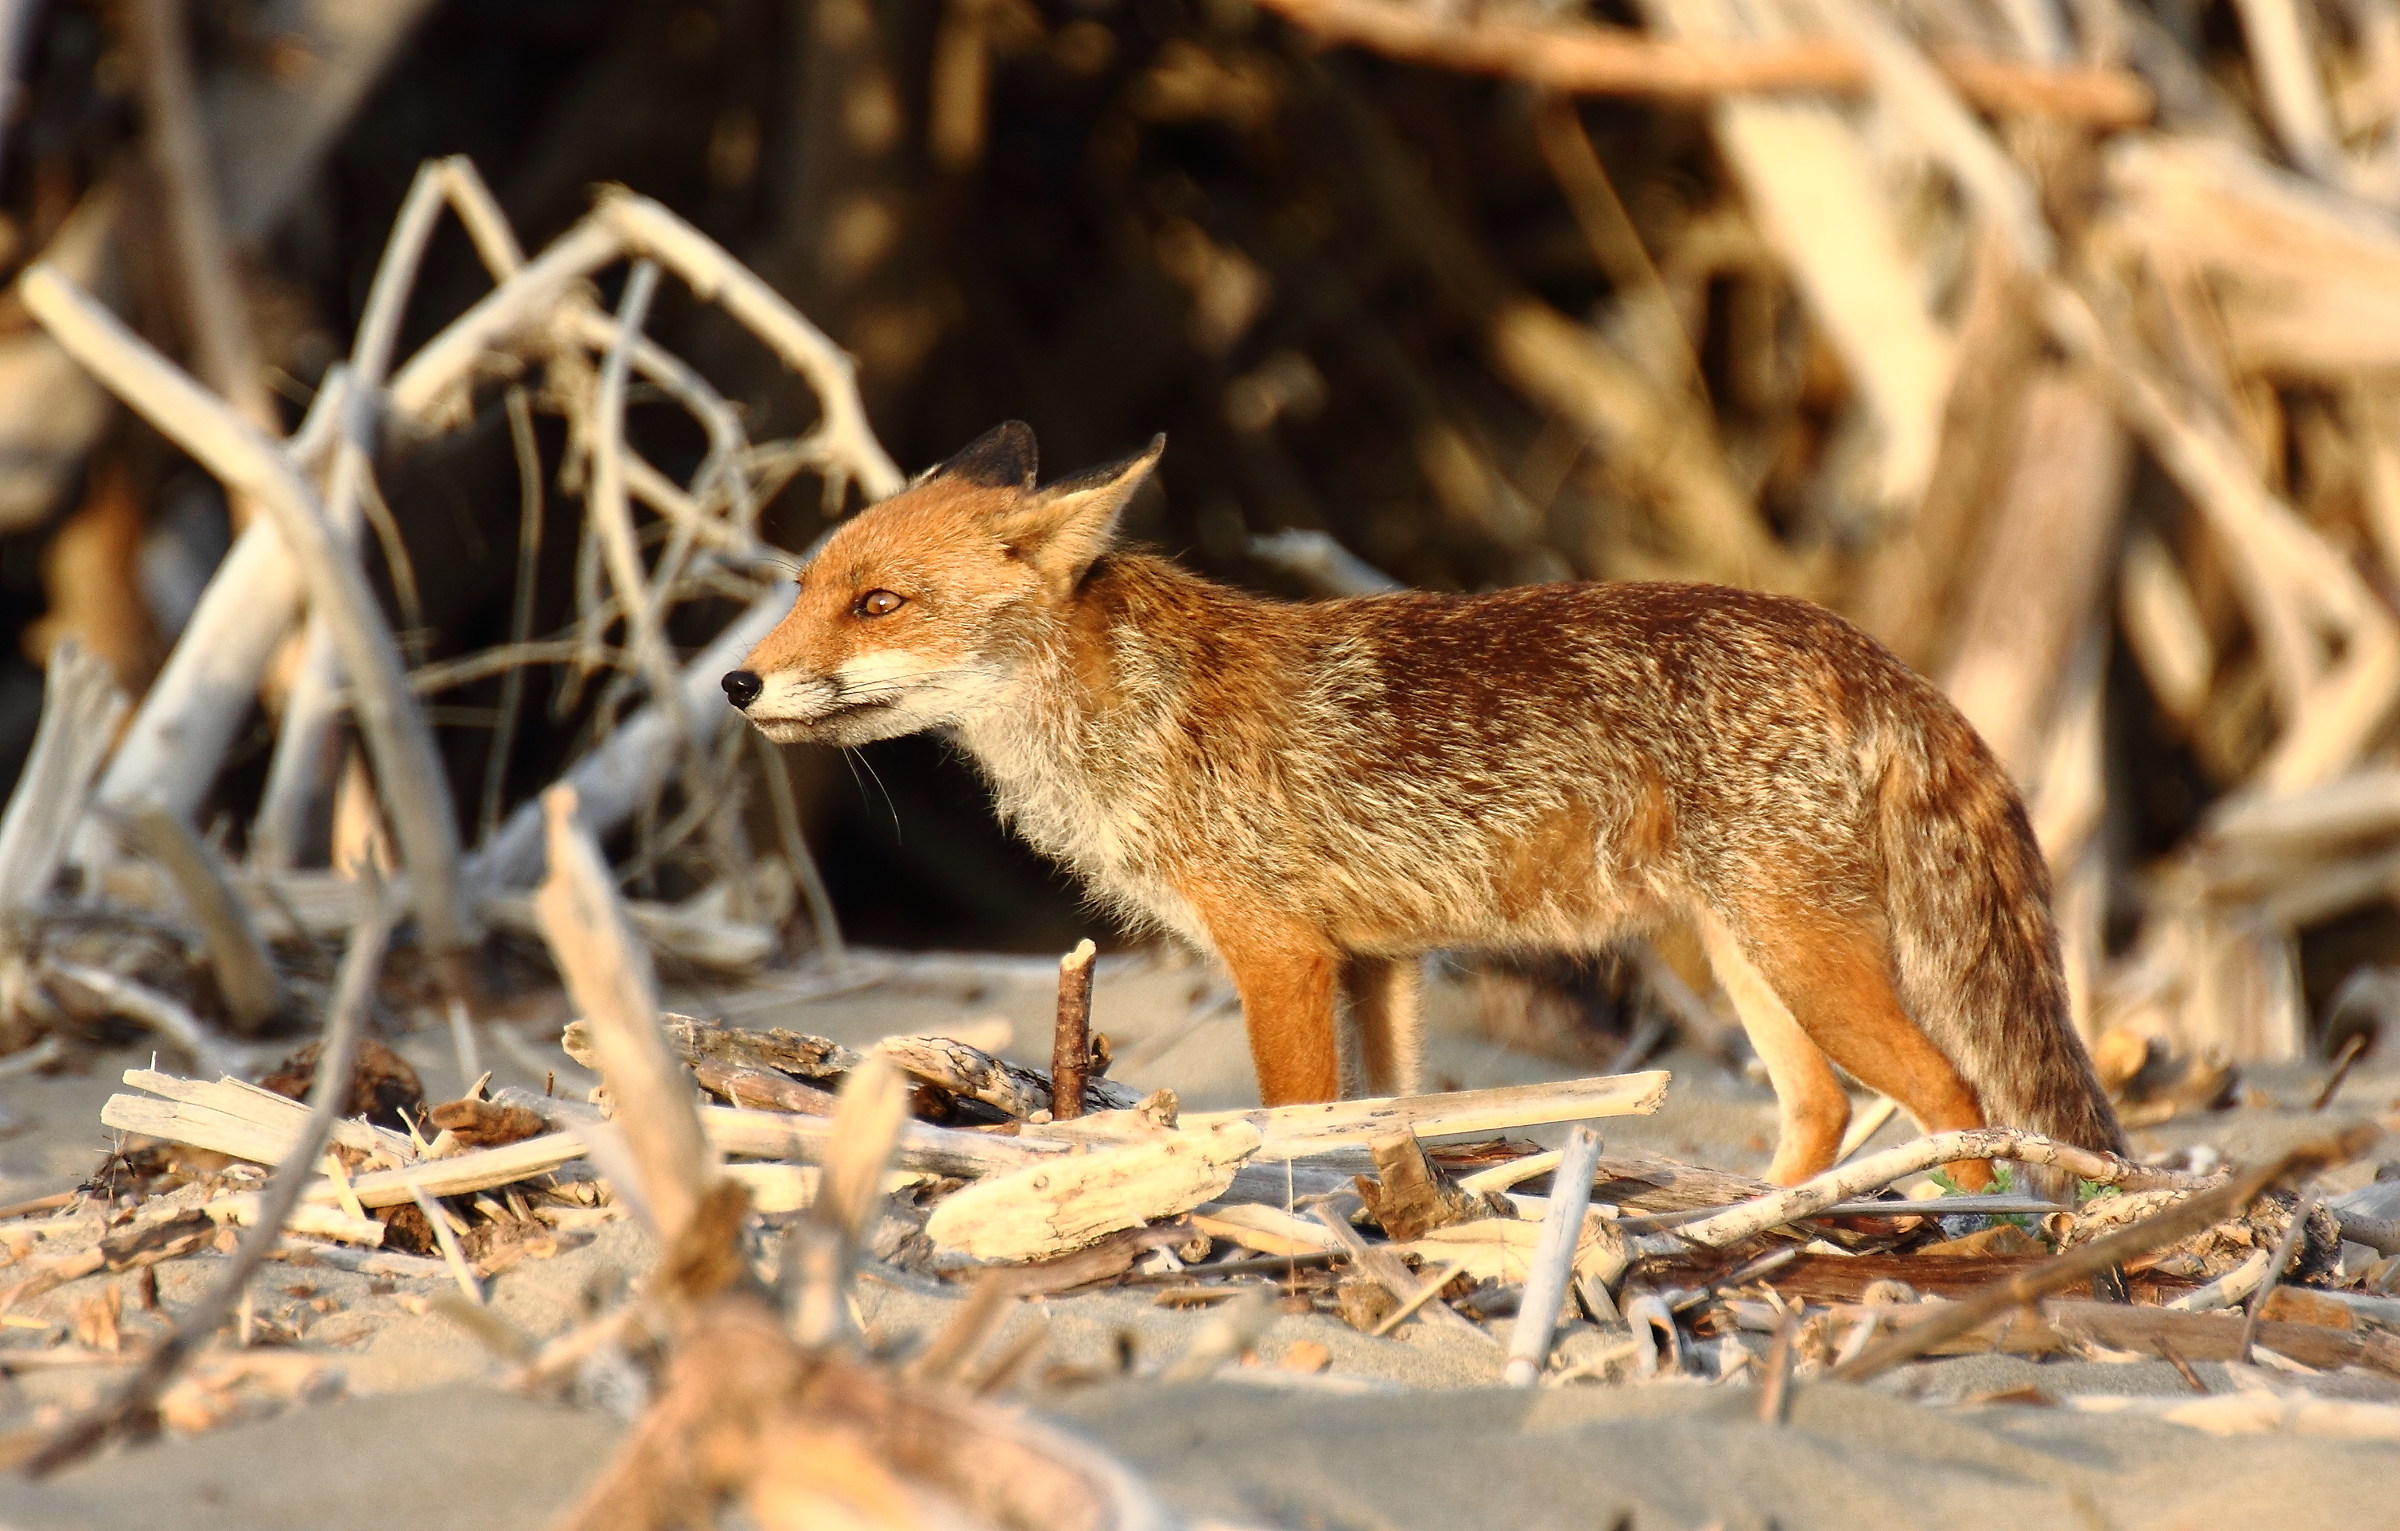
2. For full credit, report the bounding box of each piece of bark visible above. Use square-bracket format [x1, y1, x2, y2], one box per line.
[925, 1121, 1262, 1264]
[567, 1013, 859, 1084]
[1357, 1129, 1503, 1241]
[1311, 1199, 1490, 1343]
[691, 1058, 838, 1116]
[425, 1097, 549, 1149]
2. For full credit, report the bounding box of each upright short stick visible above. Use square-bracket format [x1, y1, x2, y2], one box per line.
[1505, 1124, 1604, 1387]
[1052, 938, 1096, 1121]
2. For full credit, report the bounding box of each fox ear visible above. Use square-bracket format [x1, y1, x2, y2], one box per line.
[924, 420, 1038, 490]
[994, 435, 1165, 586]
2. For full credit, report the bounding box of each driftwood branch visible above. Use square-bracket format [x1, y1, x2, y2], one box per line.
[21, 265, 476, 960]
[1254, 0, 2152, 124]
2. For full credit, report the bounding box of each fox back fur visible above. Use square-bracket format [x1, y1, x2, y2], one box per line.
[726, 423, 2124, 1186]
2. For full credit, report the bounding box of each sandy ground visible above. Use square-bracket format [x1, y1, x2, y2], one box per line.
[1, 948, 2396, 1529]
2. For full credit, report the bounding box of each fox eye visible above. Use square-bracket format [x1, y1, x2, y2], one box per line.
[855, 589, 906, 618]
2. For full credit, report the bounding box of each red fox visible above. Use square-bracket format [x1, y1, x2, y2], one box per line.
[723, 423, 2124, 1187]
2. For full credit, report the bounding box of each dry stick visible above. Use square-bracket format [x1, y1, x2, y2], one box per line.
[1504, 1124, 1605, 1386]
[1758, 1310, 1802, 1423]
[255, 159, 455, 866]
[1674, 1128, 2193, 1250]
[594, 193, 902, 500]
[531, 786, 714, 1244]
[586, 261, 683, 720]
[115, 803, 282, 1033]
[481, 386, 547, 844]
[22, 882, 398, 1477]
[786, 1056, 909, 1350]
[1053, 939, 1097, 1122]
[124, 0, 277, 442]
[2312, 1034, 2370, 1112]
[2238, 1185, 2319, 1363]
[1251, 0, 2152, 122]
[42, 961, 228, 1078]
[0, 642, 125, 918]
[1829, 1133, 2369, 1384]
[22, 266, 477, 962]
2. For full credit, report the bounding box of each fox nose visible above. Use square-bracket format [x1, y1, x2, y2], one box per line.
[721, 670, 763, 709]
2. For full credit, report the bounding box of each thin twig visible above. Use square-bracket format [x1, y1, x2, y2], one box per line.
[126, 0, 277, 440]
[2312, 1034, 2370, 1112]
[753, 730, 844, 963]
[23, 878, 399, 1477]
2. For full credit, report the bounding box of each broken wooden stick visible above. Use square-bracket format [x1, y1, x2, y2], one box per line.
[1505, 1124, 1604, 1387]
[1053, 938, 1096, 1122]
[926, 1120, 1262, 1263]
[785, 1056, 908, 1349]
[1191, 1070, 1668, 1158]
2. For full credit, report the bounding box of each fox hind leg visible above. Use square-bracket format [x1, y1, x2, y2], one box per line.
[1344, 954, 1424, 1098]
[1713, 901, 1993, 1189]
[1697, 912, 1851, 1185]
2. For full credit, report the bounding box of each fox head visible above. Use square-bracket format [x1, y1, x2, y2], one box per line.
[722, 421, 1163, 745]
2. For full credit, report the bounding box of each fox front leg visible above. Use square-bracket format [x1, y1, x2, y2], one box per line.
[1196, 907, 1343, 1106]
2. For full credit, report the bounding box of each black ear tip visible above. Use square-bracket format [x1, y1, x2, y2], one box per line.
[937, 420, 1039, 489]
